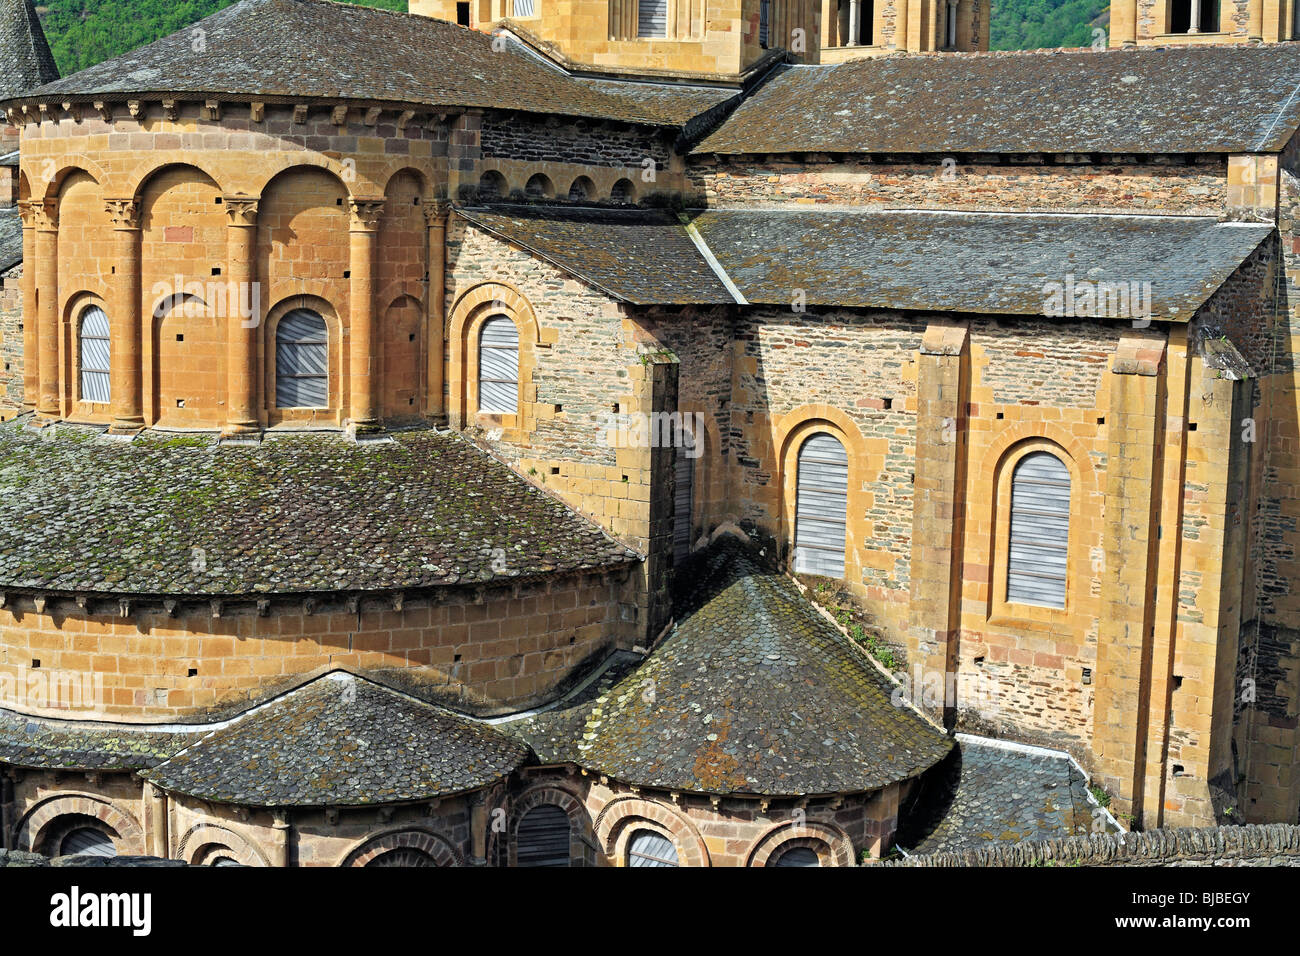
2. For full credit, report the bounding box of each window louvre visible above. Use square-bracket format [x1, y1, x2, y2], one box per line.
[513, 0, 536, 15]
[479, 315, 519, 414]
[794, 433, 848, 578]
[60, 827, 116, 858]
[516, 805, 570, 867]
[627, 829, 679, 867]
[1007, 451, 1070, 609]
[276, 309, 328, 409]
[79, 306, 111, 404]
[772, 846, 820, 867]
[638, 0, 667, 37]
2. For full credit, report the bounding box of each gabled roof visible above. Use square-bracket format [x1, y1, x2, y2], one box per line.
[0, 0, 57, 101]
[5, 0, 732, 127]
[695, 46, 1300, 156]
[0, 423, 637, 596]
[145, 673, 529, 806]
[512, 539, 953, 797]
[458, 203, 1272, 321]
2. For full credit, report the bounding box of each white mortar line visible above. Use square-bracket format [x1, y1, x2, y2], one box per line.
[678, 215, 748, 304]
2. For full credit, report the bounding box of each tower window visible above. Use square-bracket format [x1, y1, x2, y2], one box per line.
[513, 0, 536, 14]
[515, 805, 570, 867]
[78, 305, 111, 404]
[478, 315, 520, 415]
[1169, 0, 1218, 33]
[456, 2, 471, 26]
[638, 0, 667, 38]
[275, 309, 329, 409]
[1006, 451, 1071, 609]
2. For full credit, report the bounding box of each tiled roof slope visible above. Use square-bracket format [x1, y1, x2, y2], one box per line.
[461, 204, 1270, 320]
[0, 205, 22, 272]
[696, 46, 1300, 155]
[6, 0, 732, 127]
[692, 210, 1272, 320]
[894, 736, 1112, 855]
[457, 205, 733, 304]
[145, 673, 529, 806]
[0, 422, 637, 596]
[514, 539, 952, 797]
[0, 0, 57, 100]
[0, 709, 201, 770]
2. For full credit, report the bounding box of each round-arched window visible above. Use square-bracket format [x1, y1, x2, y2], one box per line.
[1007, 450, 1071, 609]
[275, 309, 329, 409]
[626, 829, 679, 867]
[78, 305, 111, 404]
[770, 845, 821, 867]
[516, 805, 571, 867]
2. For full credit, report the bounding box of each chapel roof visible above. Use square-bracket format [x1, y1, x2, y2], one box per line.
[0, 422, 637, 597]
[459, 203, 1272, 320]
[510, 538, 953, 798]
[0, 708, 201, 771]
[0, 0, 58, 101]
[3, 0, 734, 128]
[695, 45, 1300, 156]
[143, 672, 529, 806]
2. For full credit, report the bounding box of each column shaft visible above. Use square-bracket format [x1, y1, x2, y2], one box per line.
[224, 198, 260, 436]
[34, 202, 58, 420]
[106, 199, 143, 432]
[18, 202, 36, 411]
[348, 199, 384, 431]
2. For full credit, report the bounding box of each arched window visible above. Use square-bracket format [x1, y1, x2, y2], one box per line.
[78, 306, 111, 404]
[275, 309, 329, 409]
[770, 845, 821, 867]
[478, 315, 519, 414]
[567, 176, 594, 201]
[611, 178, 635, 203]
[516, 805, 570, 867]
[478, 170, 506, 201]
[525, 173, 554, 199]
[794, 433, 848, 578]
[60, 826, 116, 858]
[627, 829, 679, 867]
[1007, 451, 1071, 609]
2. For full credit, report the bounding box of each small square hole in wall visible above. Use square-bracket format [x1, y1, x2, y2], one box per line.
[453, 654, 462, 663]
[1172, 675, 1183, 690]
[188, 668, 198, 678]
[996, 412, 1004, 420]
[336, 197, 344, 205]
[569, 636, 576, 645]
[176, 334, 184, 342]
[343, 270, 351, 279]
[408, 397, 415, 405]
[1189, 422, 1198, 431]
[111, 266, 116, 275]
[1172, 764, 1185, 777]
[551, 466, 560, 475]
[554, 404, 563, 413]
[31, 659, 40, 669]
[974, 656, 985, 666]
[1097, 416, 1106, 426]
[212, 267, 221, 276]
[409, 334, 415, 342]
[883, 398, 893, 410]
[215, 197, 223, 204]
[176, 399, 185, 408]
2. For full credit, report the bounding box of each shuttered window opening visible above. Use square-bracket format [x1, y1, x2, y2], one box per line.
[673, 433, 696, 562]
[1007, 451, 1071, 609]
[516, 805, 571, 866]
[79, 306, 111, 404]
[771, 846, 820, 867]
[759, 0, 771, 46]
[638, 0, 667, 37]
[276, 309, 329, 409]
[479, 315, 519, 414]
[627, 830, 679, 867]
[367, 848, 436, 867]
[60, 827, 116, 858]
[513, 0, 536, 15]
[794, 433, 849, 578]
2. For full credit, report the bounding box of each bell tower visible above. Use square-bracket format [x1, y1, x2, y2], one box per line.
[1110, 0, 1293, 46]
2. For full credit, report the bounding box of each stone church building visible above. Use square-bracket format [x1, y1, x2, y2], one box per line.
[0, 0, 1297, 866]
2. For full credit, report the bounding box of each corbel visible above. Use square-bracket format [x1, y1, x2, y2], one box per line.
[118, 599, 131, 618]
[249, 102, 265, 123]
[202, 100, 221, 122]
[363, 107, 381, 126]
[127, 100, 143, 120]
[163, 599, 179, 617]
[331, 105, 349, 126]
[93, 101, 112, 122]
[161, 99, 179, 121]
[396, 110, 415, 132]
[304, 597, 319, 615]
[209, 600, 223, 618]
[392, 592, 405, 613]
[292, 104, 309, 125]
[257, 599, 271, 617]
[62, 102, 82, 123]
[32, 596, 46, 614]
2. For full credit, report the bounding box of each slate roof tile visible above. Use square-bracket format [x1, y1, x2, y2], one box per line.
[512, 538, 953, 797]
[0, 0, 57, 101]
[0, 709, 200, 770]
[0, 422, 637, 596]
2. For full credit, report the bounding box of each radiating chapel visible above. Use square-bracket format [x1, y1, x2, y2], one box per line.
[0, 0, 1298, 866]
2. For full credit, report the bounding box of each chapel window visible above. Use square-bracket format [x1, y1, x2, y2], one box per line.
[1006, 451, 1071, 609]
[478, 315, 520, 415]
[78, 305, 111, 404]
[275, 309, 329, 409]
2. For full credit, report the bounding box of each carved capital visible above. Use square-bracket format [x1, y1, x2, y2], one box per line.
[17, 199, 40, 228]
[32, 199, 58, 232]
[224, 196, 259, 227]
[422, 199, 452, 227]
[104, 198, 141, 230]
[348, 198, 386, 231]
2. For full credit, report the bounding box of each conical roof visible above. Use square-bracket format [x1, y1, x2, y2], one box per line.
[0, 0, 57, 100]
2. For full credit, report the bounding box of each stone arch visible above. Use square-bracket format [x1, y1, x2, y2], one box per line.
[983, 430, 1093, 625]
[477, 169, 508, 201]
[340, 827, 463, 867]
[745, 819, 856, 867]
[382, 294, 424, 419]
[610, 178, 636, 203]
[377, 164, 432, 201]
[177, 822, 272, 867]
[244, 154, 379, 200]
[594, 796, 710, 867]
[508, 783, 597, 866]
[525, 173, 555, 199]
[264, 294, 344, 426]
[36, 155, 109, 203]
[447, 280, 551, 442]
[128, 160, 228, 205]
[774, 404, 870, 581]
[14, 792, 144, 856]
[567, 175, 595, 201]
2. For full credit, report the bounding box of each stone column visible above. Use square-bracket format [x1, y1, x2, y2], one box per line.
[270, 811, 291, 867]
[144, 781, 169, 859]
[424, 200, 451, 423]
[17, 200, 37, 412]
[1093, 331, 1167, 824]
[908, 320, 969, 724]
[1249, 0, 1264, 39]
[34, 199, 58, 421]
[105, 199, 144, 434]
[1189, 0, 1201, 31]
[348, 198, 385, 433]
[848, 0, 860, 43]
[223, 197, 260, 437]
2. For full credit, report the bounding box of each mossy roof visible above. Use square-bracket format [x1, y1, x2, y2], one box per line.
[144, 672, 529, 806]
[0, 708, 200, 771]
[511, 539, 953, 797]
[0, 422, 637, 597]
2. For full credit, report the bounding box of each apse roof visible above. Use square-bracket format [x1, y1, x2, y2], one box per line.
[4, 0, 733, 127]
[145, 672, 529, 806]
[695, 45, 1300, 156]
[511, 538, 953, 797]
[0, 423, 637, 597]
